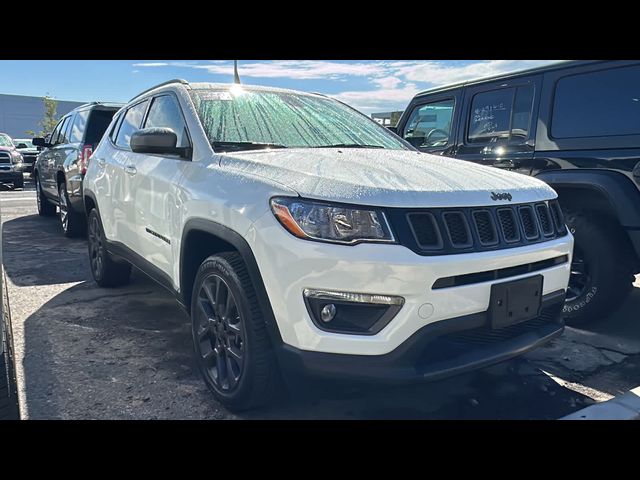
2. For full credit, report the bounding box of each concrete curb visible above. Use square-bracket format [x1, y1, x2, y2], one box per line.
[561, 386, 640, 420]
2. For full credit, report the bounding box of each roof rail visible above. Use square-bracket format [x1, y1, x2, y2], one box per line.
[129, 79, 189, 101]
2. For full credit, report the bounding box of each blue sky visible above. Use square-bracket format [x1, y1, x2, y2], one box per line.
[0, 60, 560, 114]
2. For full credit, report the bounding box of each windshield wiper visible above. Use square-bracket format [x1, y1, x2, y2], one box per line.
[211, 141, 288, 152]
[311, 143, 385, 149]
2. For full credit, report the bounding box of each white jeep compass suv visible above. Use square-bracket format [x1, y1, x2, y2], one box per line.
[83, 79, 573, 410]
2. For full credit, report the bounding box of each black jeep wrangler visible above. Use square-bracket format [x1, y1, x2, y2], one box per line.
[395, 60, 640, 324]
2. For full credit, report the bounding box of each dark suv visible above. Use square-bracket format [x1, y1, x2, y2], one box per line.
[33, 102, 122, 237]
[395, 60, 640, 324]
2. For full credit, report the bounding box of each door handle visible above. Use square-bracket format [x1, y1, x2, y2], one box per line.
[492, 159, 520, 169]
[124, 165, 137, 175]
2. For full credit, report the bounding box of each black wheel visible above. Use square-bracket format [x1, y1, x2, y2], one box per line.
[1, 276, 20, 420]
[58, 182, 86, 238]
[87, 209, 131, 288]
[35, 174, 56, 217]
[563, 209, 635, 325]
[191, 252, 280, 411]
[13, 176, 23, 189]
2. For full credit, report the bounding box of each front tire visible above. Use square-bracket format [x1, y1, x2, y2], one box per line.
[13, 176, 23, 189]
[58, 182, 86, 238]
[35, 174, 56, 217]
[87, 209, 131, 288]
[191, 252, 280, 411]
[563, 210, 635, 325]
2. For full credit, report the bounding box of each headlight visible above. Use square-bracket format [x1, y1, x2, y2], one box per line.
[11, 151, 23, 164]
[270, 197, 395, 245]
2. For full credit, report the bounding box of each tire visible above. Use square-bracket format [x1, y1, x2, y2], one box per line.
[191, 252, 281, 411]
[58, 182, 86, 238]
[13, 176, 23, 189]
[563, 209, 635, 325]
[87, 209, 131, 288]
[35, 174, 56, 217]
[1, 276, 20, 420]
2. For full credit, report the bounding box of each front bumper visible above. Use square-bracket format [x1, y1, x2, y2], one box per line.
[247, 211, 573, 356]
[0, 170, 23, 183]
[279, 290, 565, 383]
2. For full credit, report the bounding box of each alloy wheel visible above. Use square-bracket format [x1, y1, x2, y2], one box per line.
[195, 275, 245, 391]
[58, 184, 68, 232]
[88, 214, 103, 278]
[36, 177, 42, 210]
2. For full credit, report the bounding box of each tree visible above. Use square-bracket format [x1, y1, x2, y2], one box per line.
[26, 96, 59, 137]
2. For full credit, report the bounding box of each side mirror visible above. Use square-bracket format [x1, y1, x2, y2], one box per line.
[130, 128, 188, 158]
[386, 126, 398, 135]
[32, 137, 48, 148]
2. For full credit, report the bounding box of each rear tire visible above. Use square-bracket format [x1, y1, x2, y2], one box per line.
[58, 182, 86, 238]
[563, 209, 634, 325]
[191, 252, 281, 411]
[1, 274, 20, 420]
[35, 174, 56, 217]
[87, 209, 131, 288]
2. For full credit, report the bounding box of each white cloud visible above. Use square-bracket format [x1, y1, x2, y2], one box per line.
[132, 62, 170, 67]
[332, 83, 422, 114]
[130, 59, 564, 114]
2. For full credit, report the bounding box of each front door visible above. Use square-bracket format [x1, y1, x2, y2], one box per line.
[454, 75, 541, 176]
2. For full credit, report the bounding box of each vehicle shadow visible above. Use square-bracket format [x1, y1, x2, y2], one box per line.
[2, 214, 89, 286]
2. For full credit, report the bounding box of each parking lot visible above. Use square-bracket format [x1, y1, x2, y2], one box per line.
[2, 179, 639, 419]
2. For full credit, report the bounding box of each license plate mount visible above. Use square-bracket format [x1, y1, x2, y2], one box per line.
[489, 275, 543, 329]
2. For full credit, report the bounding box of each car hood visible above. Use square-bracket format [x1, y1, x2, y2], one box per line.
[0, 146, 15, 153]
[218, 148, 556, 208]
[16, 147, 38, 154]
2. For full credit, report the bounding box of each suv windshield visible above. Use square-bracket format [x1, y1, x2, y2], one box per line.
[0, 135, 13, 147]
[189, 87, 410, 152]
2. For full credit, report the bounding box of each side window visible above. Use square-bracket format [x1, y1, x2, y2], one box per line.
[70, 110, 89, 143]
[115, 100, 149, 149]
[402, 99, 454, 148]
[551, 64, 640, 139]
[49, 119, 64, 146]
[143, 95, 191, 149]
[85, 109, 117, 144]
[110, 111, 124, 143]
[467, 86, 534, 144]
[58, 115, 73, 144]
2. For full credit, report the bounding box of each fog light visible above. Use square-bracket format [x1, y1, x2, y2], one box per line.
[303, 288, 404, 335]
[320, 304, 337, 322]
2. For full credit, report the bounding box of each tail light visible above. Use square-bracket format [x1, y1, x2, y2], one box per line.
[78, 144, 93, 175]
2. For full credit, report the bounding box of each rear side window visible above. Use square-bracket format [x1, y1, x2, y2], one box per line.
[467, 86, 534, 144]
[85, 109, 117, 144]
[70, 110, 89, 143]
[54, 116, 71, 145]
[402, 99, 454, 148]
[551, 65, 640, 139]
[115, 100, 149, 149]
[144, 95, 190, 148]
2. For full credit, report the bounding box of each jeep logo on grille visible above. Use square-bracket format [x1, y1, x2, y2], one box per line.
[491, 192, 513, 201]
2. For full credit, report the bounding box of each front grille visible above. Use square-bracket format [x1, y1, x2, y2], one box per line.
[443, 212, 471, 247]
[394, 199, 568, 256]
[0, 153, 10, 164]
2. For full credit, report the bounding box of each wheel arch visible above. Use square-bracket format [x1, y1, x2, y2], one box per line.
[536, 169, 640, 264]
[179, 219, 283, 345]
[535, 169, 640, 227]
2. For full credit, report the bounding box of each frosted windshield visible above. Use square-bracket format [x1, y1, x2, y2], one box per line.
[190, 87, 409, 151]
